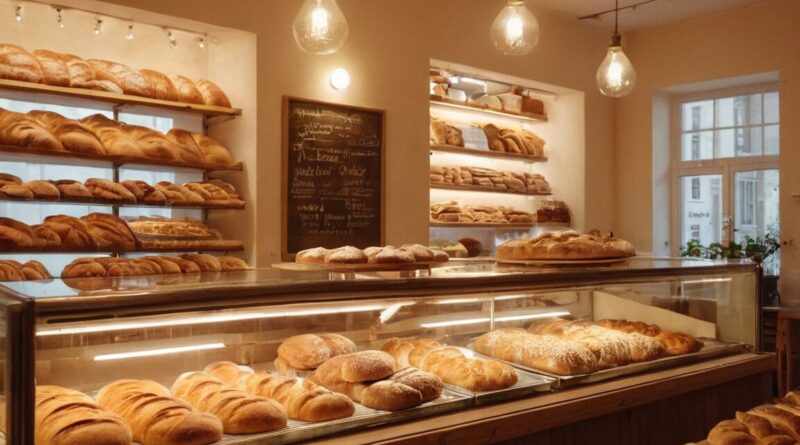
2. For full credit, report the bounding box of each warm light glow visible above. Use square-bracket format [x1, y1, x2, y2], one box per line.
[456, 346, 475, 359]
[491, 0, 539, 56]
[293, 0, 349, 55]
[15, 4, 22, 23]
[94, 342, 225, 362]
[329, 68, 350, 90]
[497, 311, 570, 322]
[596, 45, 637, 97]
[126, 25, 134, 40]
[433, 297, 484, 305]
[421, 317, 490, 329]
[378, 302, 415, 324]
[93, 18, 102, 35]
[420, 311, 571, 329]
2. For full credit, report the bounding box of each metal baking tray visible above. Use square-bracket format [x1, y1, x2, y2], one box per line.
[444, 364, 554, 405]
[466, 337, 748, 389]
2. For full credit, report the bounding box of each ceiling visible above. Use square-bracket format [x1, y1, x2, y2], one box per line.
[529, 0, 770, 31]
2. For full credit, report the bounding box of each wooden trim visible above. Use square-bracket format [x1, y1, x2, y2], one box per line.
[430, 96, 548, 123]
[307, 353, 774, 445]
[430, 144, 547, 163]
[430, 182, 551, 197]
[0, 78, 241, 117]
[0, 243, 243, 254]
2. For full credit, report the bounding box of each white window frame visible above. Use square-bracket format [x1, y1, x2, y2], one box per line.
[670, 83, 780, 255]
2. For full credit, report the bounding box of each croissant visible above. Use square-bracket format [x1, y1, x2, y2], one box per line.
[205, 361, 355, 422]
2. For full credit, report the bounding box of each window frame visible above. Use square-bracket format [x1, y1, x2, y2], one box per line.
[670, 83, 780, 256]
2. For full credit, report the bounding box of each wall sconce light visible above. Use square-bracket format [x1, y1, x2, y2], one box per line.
[329, 68, 350, 90]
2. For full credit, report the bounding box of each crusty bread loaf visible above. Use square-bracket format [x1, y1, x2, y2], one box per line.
[0, 217, 35, 248]
[0, 108, 63, 151]
[51, 180, 93, 200]
[655, 331, 704, 356]
[156, 181, 204, 205]
[496, 230, 636, 261]
[96, 379, 222, 445]
[81, 213, 136, 251]
[0, 260, 25, 281]
[85, 178, 136, 203]
[597, 318, 662, 337]
[387, 367, 442, 402]
[296, 247, 327, 264]
[42, 215, 96, 249]
[25, 180, 60, 200]
[359, 380, 423, 411]
[749, 405, 800, 442]
[21, 260, 51, 280]
[276, 333, 357, 372]
[36, 385, 132, 445]
[28, 110, 105, 155]
[325, 246, 368, 264]
[61, 258, 106, 278]
[205, 361, 355, 422]
[195, 79, 232, 107]
[139, 69, 179, 102]
[59, 53, 93, 86]
[32, 49, 70, 87]
[0, 44, 43, 83]
[171, 371, 287, 434]
[0, 181, 33, 199]
[140, 256, 182, 274]
[180, 253, 222, 272]
[124, 125, 181, 161]
[80, 114, 143, 157]
[170, 74, 205, 104]
[706, 419, 757, 445]
[190, 133, 235, 167]
[735, 411, 775, 439]
[165, 128, 206, 164]
[121, 180, 167, 205]
[474, 328, 599, 375]
[88, 59, 155, 98]
[218, 256, 248, 271]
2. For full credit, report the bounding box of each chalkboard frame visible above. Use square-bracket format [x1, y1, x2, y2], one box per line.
[281, 96, 386, 261]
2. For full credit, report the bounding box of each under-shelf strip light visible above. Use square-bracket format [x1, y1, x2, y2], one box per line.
[420, 310, 570, 328]
[94, 342, 225, 362]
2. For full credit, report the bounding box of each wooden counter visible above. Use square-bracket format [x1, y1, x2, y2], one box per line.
[306, 353, 774, 445]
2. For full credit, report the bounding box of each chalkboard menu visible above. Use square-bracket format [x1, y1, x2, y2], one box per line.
[282, 97, 384, 258]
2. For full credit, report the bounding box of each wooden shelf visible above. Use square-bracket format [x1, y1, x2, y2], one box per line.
[0, 78, 241, 118]
[0, 196, 245, 210]
[430, 96, 548, 123]
[430, 221, 569, 229]
[430, 182, 552, 197]
[430, 144, 547, 163]
[0, 144, 243, 172]
[0, 243, 243, 254]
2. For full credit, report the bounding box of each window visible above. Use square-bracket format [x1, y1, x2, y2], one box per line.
[672, 86, 780, 259]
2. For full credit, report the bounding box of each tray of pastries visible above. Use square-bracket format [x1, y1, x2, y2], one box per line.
[276, 244, 449, 272]
[496, 230, 636, 265]
[125, 216, 244, 252]
[0, 108, 240, 170]
[0, 174, 244, 208]
[0, 42, 234, 109]
[430, 201, 534, 225]
[468, 318, 743, 388]
[692, 389, 800, 445]
[430, 165, 551, 195]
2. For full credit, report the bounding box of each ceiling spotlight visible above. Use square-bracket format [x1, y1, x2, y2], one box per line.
[94, 18, 103, 35]
[166, 30, 177, 48]
[197, 35, 206, 49]
[15, 4, 22, 23]
[126, 24, 134, 40]
[56, 8, 64, 28]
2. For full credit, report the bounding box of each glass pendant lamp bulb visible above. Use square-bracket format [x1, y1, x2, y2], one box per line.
[293, 0, 349, 55]
[56, 8, 64, 28]
[94, 19, 102, 35]
[126, 25, 135, 40]
[15, 4, 22, 23]
[167, 31, 177, 48]
[596, 34, 637, 97]
[490, 0, 539, 56]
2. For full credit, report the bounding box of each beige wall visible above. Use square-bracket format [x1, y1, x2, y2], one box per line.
[97, 0, 617, 266]
[617, 0, 800, 274]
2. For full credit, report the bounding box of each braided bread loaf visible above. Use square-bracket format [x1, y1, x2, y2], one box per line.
[96, 379, 222, 445]
[496, 230, 635, 260]
[171, 371, 287, 434]
[382, 338, 518, 392]
[204, 361, 355, 422]
[597, 319, 703, 356]
[35, 385, 131, 445]
[474, 328, 599, 375]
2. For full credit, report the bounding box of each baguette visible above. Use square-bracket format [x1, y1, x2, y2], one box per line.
[96, 379, 222, 445]
[36, 385, 131, 445]
[171, 371, 287, 434]
[473, 328, 599, 375]
[205, 361, 355, 422]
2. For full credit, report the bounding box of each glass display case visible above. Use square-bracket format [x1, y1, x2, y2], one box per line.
[0, 258, 759, 445]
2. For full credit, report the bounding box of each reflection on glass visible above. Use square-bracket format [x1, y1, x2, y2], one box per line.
[734, 169, 779, 243]
[681, 175, 723, 247]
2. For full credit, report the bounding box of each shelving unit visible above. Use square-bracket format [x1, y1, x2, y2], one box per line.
[430, 221, 569, 229]
[430, 183, 551, 197]
[0, 243, 244, 254]
[430, 96, 548, 123]
[430, 144, 547, 163]
[0, 196, 245, 210]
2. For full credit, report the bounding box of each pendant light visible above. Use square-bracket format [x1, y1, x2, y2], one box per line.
[293, 0, 349, 55]
[596, 0, 636, 97]
[490, 0, 539, 56]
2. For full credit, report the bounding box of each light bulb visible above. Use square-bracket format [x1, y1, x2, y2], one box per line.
[198, 35, 206, 49]
[167, 30, 177, 48]
[293, 0, 349, 55]
[126, 25, 134, 40]
[56, 8, 64, 28]
[596, 35, 637, 98]
[94, 19, 102, 35]
[490, 0, 539, 56]
[15, 4, 22, 23]
[329, 68, 350, 90]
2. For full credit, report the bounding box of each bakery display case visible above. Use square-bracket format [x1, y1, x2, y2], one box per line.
[0, 257, 763, 444]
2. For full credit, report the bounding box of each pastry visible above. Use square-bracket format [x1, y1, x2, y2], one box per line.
[296, 247, 327, 264]
[195, 79, 232, 108]
[205, 361, 355, 422]
[276, 333, 357, 373]
[496, 230, 636, 261]
[96, 379, 223, 445]
[400, 244, 435, 262]
[36, 385, 132, 445]
[85, 178, 137, 203]
[364, 246, 415, 264]
[0, 44, 43, 83]
[87, 59, 155, 97]
[171, 371, 287, 434]
[139, 69, 179, 102]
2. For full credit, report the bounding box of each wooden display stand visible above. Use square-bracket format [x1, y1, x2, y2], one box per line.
[307, 353, 773, 445]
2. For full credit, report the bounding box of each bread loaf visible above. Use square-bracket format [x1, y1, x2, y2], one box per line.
[139, 69, 179, 102]
[0, 181, 33, 199]
[80, 114, 143, 157]
[171, 371, 287, 434]
[165, 129, 206, 165]
[195, 79, 232, 107]
[156, 182, 204, 205]
[359, 380, 423, 411]
[0, 108, 63, 151]
[35, 385, 132, 445]
[42, 215, 96, 249]
[387, 367, 442, 402]
[0, 44, 43, 83]
[205, 361, 356, 422]
[749, 405, 800, 442]
[496, 230, 636, 261]
[88, 59, 155, 98]
[25, 180, 60, 200]
[121, 180, 167, 205]
[474, 328, 599, 375]
[706, 419, 757, 445]
[81, 213, 136, 251]
[51, 180, 93, 200]
[190, 133, 234, 166]
[180, 253, 222, 272]
[0, 260, 25, 281]
[276, 333, 357, 373]
[85, 178, 137, 203]
[96, 379, 222, 445]
[140, 256, 182, 274]
[32, 49, 70, 87]
[59, 53, 93, 86]
[170, 74, 205, 104]
[124, 125, 181, 161]
[0, 217, 34, 248]
[325, 246, 368, 264]
[218, 256, 248, 271]
[296, 247, 327, 264]
[21, 260, 51, 280]
[61, 258, 106, 278]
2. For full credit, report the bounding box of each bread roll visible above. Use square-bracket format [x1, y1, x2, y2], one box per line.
[139, 69, 178, 102]
[400, 244, 435, 262]
[80, 114, 143, 157]
[35, 385, 132, 445]
[749, 405, 800, 442]
[124, 125, 180, 161]
[61, 257, 106, 278]
[277, 333, 357, 372]
[171, 371, 287, 434]
[0, 217, 34, 248]
[25, 180, 60, 200]
[205, 361, 356, 422]
[96, 379, 222, 445]
[195, 79, 232, 107]
[218, 256, 248, 271]
[474, 328, 599, 375]
[655, 331, 704, 356]
[32, 49, 69, 86]
[85, 178, 136, 203]
[387, 367, 442, 402]
[170, 74, 205, 104]
[0, 44, 43, 83]
[296, 247, 327, 264]
[165, 128, 206, 164]
[88, 59, 155, 98]
[28, 110, 105, 155]
[0, 108, 63, 151]
[325, 246, 368, 264]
